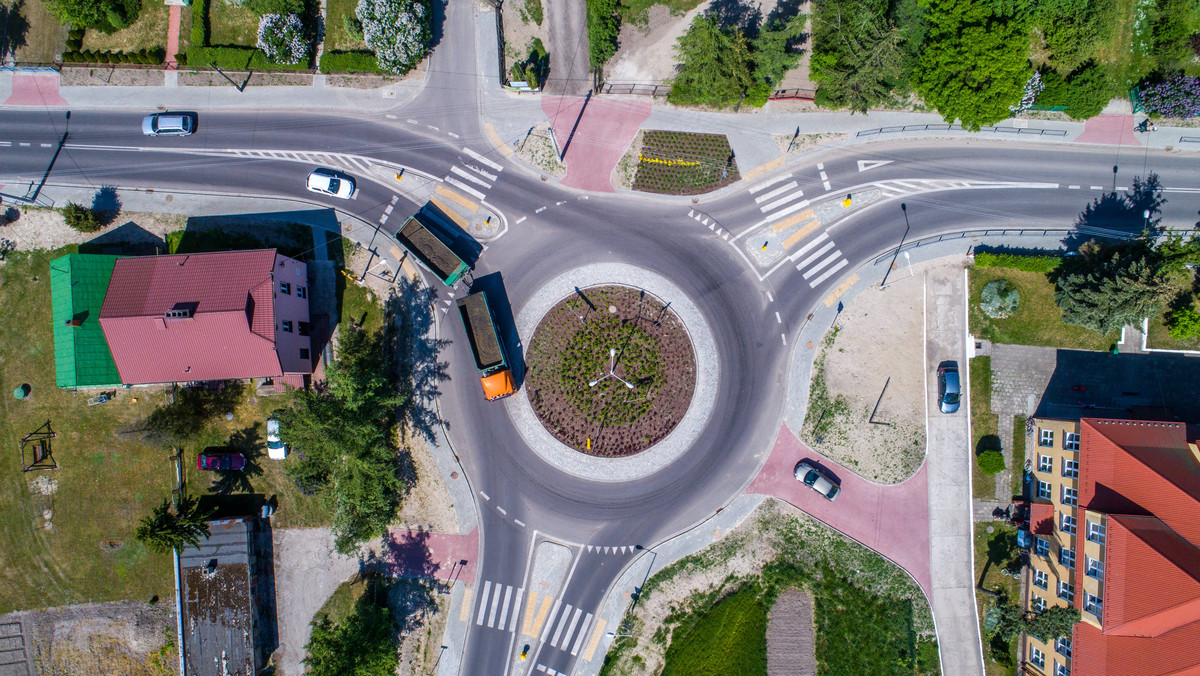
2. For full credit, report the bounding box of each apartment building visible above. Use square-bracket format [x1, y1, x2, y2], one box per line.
[1023, 418, 1200, 676]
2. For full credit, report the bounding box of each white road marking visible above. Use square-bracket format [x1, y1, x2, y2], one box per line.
[570, 613, 593, 655]
[551, 604, 573, 646]
[515, 519, 526, 527]
[755, 181, 798, 202]
[786, 233, 830, 262]
[407, 119, 419, 124]
[795, 242, 836, 271]
[497, 506, 507, 515]
[1069, 185, 1080, 189]
[767, 291, 774, 302]
[498, 586, 513, 629]
[857, 159, 893, 172]
[0, 141, 10, 146]
[748, 172, 793, 193]
[781, 333, 787, 345]
[823, 180, 832, 190]
[445, 177, 486, 200]
[448, 132, 460, 138]
[19, 142, 30, 147]
[802, 251, 842, 279]
[765, 199, 811, 222]
[450, 165, 491, 187]
[509, 588, 523, 632]
[760, 189, 806, 212]
[385, 114, 398, 119]
[556, 200, 566, 206]
[464, 147, 504, 171]
[535, 206, 546, 213]
[809, 259, 849, 287]
[516, 216, 527, 224]
[817, 163, 824, 170]
[480, 491, 490, 500]
[561, 607, 583, 648]
[427, 125, 440, 131]
[775, 312, 782, 323]
[40, 143, 52, 148]
[476, 581, 492, 625]
[1090, 185, 1103, 190]
[487, 582, 503, 627]
[540, 600, 562, 642]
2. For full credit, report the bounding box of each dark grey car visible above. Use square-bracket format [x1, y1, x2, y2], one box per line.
[938, 361, 961, 414]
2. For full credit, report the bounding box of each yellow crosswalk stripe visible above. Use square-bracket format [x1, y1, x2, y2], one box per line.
[781, 219, 822, 250]
[583, 618, 607, 661]
[771, 208, 815, 232]
[528, 596, 554, 637]
[459, 588, 473, 622]
[435, 185, 480, 213]
[521, 591, 539, 636]
[429, 197, 472, 231]
[824, 274, 859, 306]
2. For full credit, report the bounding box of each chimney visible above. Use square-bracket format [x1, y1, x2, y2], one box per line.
[65, 318, 82, 327]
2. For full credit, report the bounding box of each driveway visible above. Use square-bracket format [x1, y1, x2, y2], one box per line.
[747, 425, 932, 594]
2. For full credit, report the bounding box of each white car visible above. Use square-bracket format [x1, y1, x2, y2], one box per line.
[142, 112, 195, 136]
[266, 417, 287, 460]
[306, 168, 355, 199]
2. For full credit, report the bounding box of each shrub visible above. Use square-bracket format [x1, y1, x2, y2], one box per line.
[318, 50, 382, 73]
[247, 0, 304, 15]
[68, 28, 85, 41]
[257, 13, 310, 65]
[522, 0, 543, 25]
[106, 5, 131, 30]
[981, 279, 1020, 319]
[191, 0, 209, 46]
[977, 450, 1005, 475]
[1141, 76, 1200, 118]
[1167, 305, 1200, 340]
[974, 251, 1062, 273]
[356, 0, 432, 75]
[342, 13, 364, 41]
[586, 0, 619, 69]
[66, 36, 83, 50]
[62, 202, 104, 232]
[1037, 62, 1113, 120]
[185, 45, 311, 71]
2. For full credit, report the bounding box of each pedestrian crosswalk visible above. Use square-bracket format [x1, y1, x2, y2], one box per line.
[471, 580, 524, 632]
[464, 581, 598, 659]
[789, 232, 848, 288]
[749, 172, 809, 222]
[443, 147, 503, 202]
[230, 149, 374, 174]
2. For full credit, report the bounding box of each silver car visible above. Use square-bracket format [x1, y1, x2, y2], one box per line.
[306, 168, 355, 199]
[938, 362, 961, 414]
[794, 461, 840, 501]
[142, 113, 195, 136]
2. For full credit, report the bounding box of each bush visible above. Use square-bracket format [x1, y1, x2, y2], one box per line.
[190, 0, 209, 46]
[66, 36, 83, 50]
[257, 13, 310, 64]
[1141, 75, 1200, 118]
[342, 13, 364, 41]
[1038, 62, 1113, 120]
[356, 0, 432, 74]
[522, 0, 543, 25]
[586, 0, 620, 69]
[974, 251, 1062, 273]
[185, 45, 311, 71]
[105, 5, 131, 30]
[1167, 305, 1200, 340]
[247, 0, 305, 15]
[981, 279, 1020, 318]
[62, 202, 104, 232]
[977, 449, 1005, 475]
[318, 50, 382, 73]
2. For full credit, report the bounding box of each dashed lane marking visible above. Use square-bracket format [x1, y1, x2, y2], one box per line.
[535, 206, 546, 213]
[516, 216, 527, 224]
[407, 119, 419, 124]
[781, 333, 787, 345]
[515, 519, 526, 527]
[497, 506, 507, 515]
[1069, 185, 1080, 189]
[766, 291, 774, 302]
[775, 312, 782, 323]
[1090, 185, 1103, 190]
[479, 491, 490, 500]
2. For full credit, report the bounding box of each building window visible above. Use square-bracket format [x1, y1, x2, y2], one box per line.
[297, 286, 307, 299]
[1032, 595, 1047, 612]
[1057, 580, 1074, 602]
[1036, 538, 1050, 557]
[1086, 556, 1104, 580]
[282, 320, 293, 333]
[1039, 429, 1054, 447]
[1033, 568, 1048, 589]
[1055, 663, 1070, 676]
[1087, 521, 1106, 544]
[1061, 513, 1077, 534]
[280, 282, 291, 295]
[299, 348, 310, 360]
[1059, 547, 1075, 568]
[1038, 454, 1053, 472]
[1064, 433, 1080, 451]
[299, 321, 310, 337]
[1084, 592, 1103, 618]
[1056, 638, 1072, 658]
[1062, 458, 1079, 478]
[1038, 480, 1052, 500]
[1061, 486, 1077, 506]
[1030, 646, 1046, 669]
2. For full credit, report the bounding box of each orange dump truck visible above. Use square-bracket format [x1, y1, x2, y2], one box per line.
[456, 291, 515, 400]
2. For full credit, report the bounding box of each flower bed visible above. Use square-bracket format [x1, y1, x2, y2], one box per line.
[632, 130, 740, 195]
[525, 285, 696, 457]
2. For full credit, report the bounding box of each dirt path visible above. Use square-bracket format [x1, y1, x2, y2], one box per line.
[767, 589, 816, 676]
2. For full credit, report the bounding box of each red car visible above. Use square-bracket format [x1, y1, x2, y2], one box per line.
[197, 451, 247, 471]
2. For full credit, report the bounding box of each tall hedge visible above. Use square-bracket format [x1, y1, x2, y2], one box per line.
[319, 51, 383, 74]
[974, 251, 1062, 273]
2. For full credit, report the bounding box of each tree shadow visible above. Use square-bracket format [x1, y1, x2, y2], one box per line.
[361, 530, 442, 633]
[976, 434, 1002, 454]
[706, 0, 763, 38]
[209, 424, 266, 495]
[0, 1, 31, 60]
[388, 278, 452, 443]
[1063, 173, 1165, 249]
[765, 0, 806, 25]
[91, 186, 122, 227]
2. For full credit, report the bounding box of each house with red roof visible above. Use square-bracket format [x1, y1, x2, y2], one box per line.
[1023, 418, 1200, 676]
[98, 249, 313, 387]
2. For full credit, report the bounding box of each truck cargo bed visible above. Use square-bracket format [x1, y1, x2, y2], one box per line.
[456, 292, 504, 370]
[395, 214, 466, 283]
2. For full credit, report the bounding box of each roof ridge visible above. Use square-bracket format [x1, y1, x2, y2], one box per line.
[1085, 418, 1200, 504]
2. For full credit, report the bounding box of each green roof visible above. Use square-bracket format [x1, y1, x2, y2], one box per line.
[50, 254, 123, 388]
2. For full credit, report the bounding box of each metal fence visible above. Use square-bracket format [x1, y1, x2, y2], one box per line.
[599, 82, 670, 97]
[870, 226, 1140, 266]
[1180, 137, 1200, 144]
[769, 88, 816, 100]
[857, 123, 1069, 137]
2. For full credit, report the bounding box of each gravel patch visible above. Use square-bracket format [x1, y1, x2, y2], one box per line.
[0, 601, 175, 676]
[767, 589, 816, 676]
[59, 67, 165, 87]
[507, 263, 718, 482]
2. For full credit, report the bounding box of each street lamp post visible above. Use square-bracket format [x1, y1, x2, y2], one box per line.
[589, 348, 634, 389]
[606, 632, 634, 639]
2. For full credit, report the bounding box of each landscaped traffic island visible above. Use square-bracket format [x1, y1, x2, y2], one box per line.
[524, 285, 696, 457]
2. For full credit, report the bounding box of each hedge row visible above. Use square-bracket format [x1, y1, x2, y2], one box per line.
[62, 48, 166, 64]
[191, 0, 209, 46]
[319, 51, 384, 74]
[65, 28, 85, 52]
[974, 251, 1062, 273]
[180, 46, 312, 71]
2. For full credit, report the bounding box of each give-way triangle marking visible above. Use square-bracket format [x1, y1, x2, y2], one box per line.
[857, 160, 893, 172]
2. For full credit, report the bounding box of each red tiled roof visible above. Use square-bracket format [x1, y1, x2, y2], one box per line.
[1101, 515, 1200, 638]
[1030, 501, 1056, 536]
[1073, 620, 1200, 676]
[100, 250, 283, 384]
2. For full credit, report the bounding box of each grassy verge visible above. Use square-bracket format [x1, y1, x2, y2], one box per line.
[661, 586, 767, 676]
[968, 267, 1116, 351]
[620, 0, 705, 17]
[1146, 302, 1200, 351]
[81, 1, 169, 52]
[1011, 416, 1026, 498]
[6, 0, 64, 63]
[324, 0, 368, 51]
[974, 523, 1021, 676]
[209, 2, 260, 47]
[970, 356, 999, 501]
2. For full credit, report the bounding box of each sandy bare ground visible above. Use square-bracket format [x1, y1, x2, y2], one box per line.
[801, 261, 938, 483]
[272, 528, 361, 675]
[0, 601, 176, 676]
[0, 207, 185, 251]
[767, 589, 815, 676]
[503, 0, 551, 73]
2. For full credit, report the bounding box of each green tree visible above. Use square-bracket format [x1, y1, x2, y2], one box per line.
[750, 14, 807, 95]
[811, 0, 911, 112]
[279, 322, 406, 554]
[586, 0, 620, 69]
[1037, 61, 1113, 120]
[1054, 244, 1172, 335]
[1036, 0, 1113, 72]
[135, 495, 215, 554]
[1026, 605, 1081, 641]
[915, 0, 1031, 130]
[669, 15, 756, 107]
[1167, 306, 1200, 340]
[46, 0, 139, 31]
[303, 592, 399, 676]
[62, 202, 104, 233]
[977, 449, 1005, 475]
[136, 383, 245, 446]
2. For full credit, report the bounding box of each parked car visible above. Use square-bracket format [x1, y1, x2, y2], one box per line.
[937, 361, 961, 414]
[266, 417, 287, 460]
[142, 112, 195, 136]
[197, 450, 247, 471]
[306, 168, 355, 199]
[793, 461, 840, 501]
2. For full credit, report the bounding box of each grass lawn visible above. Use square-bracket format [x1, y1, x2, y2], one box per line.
[815, 572, 932, 676]
[81, 1, 169, 52]
[324, 0, 368, 52]
[974, 523, 1021, 676]
[620, 0, 705, 17]
[662, 586, 767, 676]
[4, 0, 64, 63]
[969, 267, 1116, 351]
[209, 1, 260, 47]
[970, 356, 999, 501]
[1146, 302, 1200, 351]
[1011, 416, 1026, 497]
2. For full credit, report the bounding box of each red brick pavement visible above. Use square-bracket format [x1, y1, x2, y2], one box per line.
[1074, 113, 1141, 147]
[747, 425, 932, 595]
[166, 5, 181, 70]
[384, 527, 478, 586]
[3, 75, 68, 107]
[542, 96, 651, 193]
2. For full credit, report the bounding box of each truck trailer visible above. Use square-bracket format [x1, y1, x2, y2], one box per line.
[456, 291, 515, 401]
